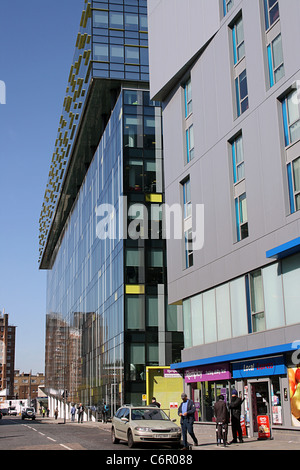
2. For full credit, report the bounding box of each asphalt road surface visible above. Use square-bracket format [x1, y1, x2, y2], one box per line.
[0, 415, 125, 451]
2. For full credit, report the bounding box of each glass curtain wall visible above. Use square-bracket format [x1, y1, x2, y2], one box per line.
[46, 94, 124, 414]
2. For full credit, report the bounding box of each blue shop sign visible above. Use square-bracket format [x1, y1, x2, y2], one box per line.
[232, 355, 286, 379]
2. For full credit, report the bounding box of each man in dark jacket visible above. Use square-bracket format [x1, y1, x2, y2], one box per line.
[178, 393, 198, 449]
[228, 389, 245, 443]
[214, 395, 229, 446]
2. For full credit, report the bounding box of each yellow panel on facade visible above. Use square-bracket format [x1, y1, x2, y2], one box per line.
[145, 194, 162, 203]
[125, 285, 145, 294]
[146, 366, 184, 423]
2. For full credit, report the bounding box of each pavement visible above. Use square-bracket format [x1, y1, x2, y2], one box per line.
[36, 415, 300, 451]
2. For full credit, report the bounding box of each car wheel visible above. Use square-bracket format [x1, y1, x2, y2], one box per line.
[127, 430, 135, 448]
[111, 427, 120, 444]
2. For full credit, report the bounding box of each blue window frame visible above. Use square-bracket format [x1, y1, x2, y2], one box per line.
[186, 125, 194, 163]
[223, 0, 233, 17]
[184, 229, 194, 269]
[263, 0, 280, 31]
[183, 178, 192, 219]
[267, 34, 284, 88]
[235, 193, 248, 242]
[281, 90, 300, 147]
[232, 16, 245, 65]
[287, 158, 300, 214]
[231, 134, 244, 184]
[184, 78, 192, 118]
[235, 69, 249, 117]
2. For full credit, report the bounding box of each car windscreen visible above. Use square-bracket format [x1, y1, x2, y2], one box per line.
[131, 408, 169, 421]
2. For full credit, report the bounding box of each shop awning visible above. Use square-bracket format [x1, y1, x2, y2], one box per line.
[170, 342, 298, 371]
[266, 237, 300, 260]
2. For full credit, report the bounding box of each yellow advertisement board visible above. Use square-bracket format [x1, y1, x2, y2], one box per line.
[146, 366, 184, 423]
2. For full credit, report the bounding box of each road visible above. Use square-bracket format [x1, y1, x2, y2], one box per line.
[0, 415, 124, 451]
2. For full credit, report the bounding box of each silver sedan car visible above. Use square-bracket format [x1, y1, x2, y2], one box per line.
[111, 406, 181, 448]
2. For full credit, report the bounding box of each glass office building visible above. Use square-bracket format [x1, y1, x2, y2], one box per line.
[41, 0, 183, 415]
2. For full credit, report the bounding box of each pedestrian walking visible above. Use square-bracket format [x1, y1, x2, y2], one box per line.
[54, 407, 58, 420]
[214, 395, 229, 446]
[77, 403, 84, 423]
[102, 403, 108, 423]
[228, 389, 245, 444]
[42, 407, 46, 418]
[71, 404, 76, 422]
[178, 393, 198, 450]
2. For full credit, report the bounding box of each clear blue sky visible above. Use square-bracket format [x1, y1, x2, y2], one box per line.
[0, 0, 83, 373]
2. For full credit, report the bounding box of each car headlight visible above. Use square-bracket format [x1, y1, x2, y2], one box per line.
[135, 427, 152, 432]
[170, 427, 180, 432]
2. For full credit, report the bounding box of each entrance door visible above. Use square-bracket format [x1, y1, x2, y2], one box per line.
[249, 380, 271, 436]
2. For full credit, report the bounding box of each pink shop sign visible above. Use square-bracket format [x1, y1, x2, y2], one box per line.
[185, 363, 231, 383]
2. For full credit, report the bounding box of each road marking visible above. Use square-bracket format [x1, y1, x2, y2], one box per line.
[60, 444, 72, 450]
[39, 432, 46, 436]
[47, 437, 56, 442]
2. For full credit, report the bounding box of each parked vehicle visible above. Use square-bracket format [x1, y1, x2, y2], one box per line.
[111, 405, 181, 448]
[21, 407, 36, 420]
[8, 406, 17, 416]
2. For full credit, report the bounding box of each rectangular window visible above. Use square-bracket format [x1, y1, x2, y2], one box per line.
[235, 69, 249, 117]
[282, 90, 300, 147]
[235, 193, 248, 241]
[287, 157, 300, 213]
[93, 44, 109, 62]
[184, 78, 193, 117]
[232, 16, 245, 65]
[93, 10, 108, 28]
[267, 34, 284, 87]
[223, 0, 233, 17]
[249, 270, 266, 332]
[110, 11, 124, 29]
[183, 178, 192, 219]
[263, 0, 280, 30]
[186, 124, 195, 163]
[185, 229, 194, 269]
[231, 134, 244, 183]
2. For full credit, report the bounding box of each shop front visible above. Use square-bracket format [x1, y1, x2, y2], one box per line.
[232, 355, 288, 437]
[171, 343, 300, 436]
[185, 363, 232, 423]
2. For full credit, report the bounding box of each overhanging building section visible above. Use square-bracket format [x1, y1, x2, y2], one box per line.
[39, 0, 149, 269]
[39, 77, 147, 270]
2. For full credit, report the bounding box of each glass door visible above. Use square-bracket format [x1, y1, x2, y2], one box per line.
[249, 379, 271, 436]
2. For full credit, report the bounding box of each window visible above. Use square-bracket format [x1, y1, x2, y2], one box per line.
[232, 16, 245, 64]
[182, 178, 193, 269]
[184, 78, 192, 117]
[231, 15, 249, 118]
[93, 44, 109, 62]
[185, 229, 194, 269]
[223, 0, 233, 17]
[282, 90, 300, 147]
[249, 270, 266, 332]
[183, 178, 192, 219]
[231, 134, 245, 183]
[287, 157, 300, 213]
[235, 193, 248, 241]
[263, 0, 280, 30]
[235, 69, 249, 117]
[186, 125, 194, 163]
[183, 77, 194, 164]
[267, 34, 284, 87]
[110, 11, 123, 29]
[93, 10, 108, 28]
